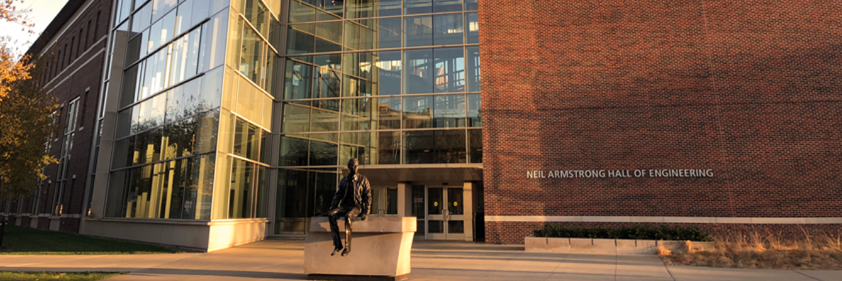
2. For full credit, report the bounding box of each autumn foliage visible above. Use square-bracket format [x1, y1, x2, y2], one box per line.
[0, 1, 58, 201]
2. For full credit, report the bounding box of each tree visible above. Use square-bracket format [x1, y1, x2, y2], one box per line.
[0, 1, 57, 202]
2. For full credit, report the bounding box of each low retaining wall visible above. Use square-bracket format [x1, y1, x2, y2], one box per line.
[525, 237, 714, 255]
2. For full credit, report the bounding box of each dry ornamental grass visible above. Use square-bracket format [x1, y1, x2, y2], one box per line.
[660, 229, 842, 270]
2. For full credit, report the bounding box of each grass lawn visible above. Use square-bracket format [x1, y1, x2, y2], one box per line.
[0, 225, 176, 255]
[0, 272, 122, 281]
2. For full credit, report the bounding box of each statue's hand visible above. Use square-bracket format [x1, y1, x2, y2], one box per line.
[360, 214, 367, 221]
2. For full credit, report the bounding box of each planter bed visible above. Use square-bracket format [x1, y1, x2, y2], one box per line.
[525, 236, 714, 255]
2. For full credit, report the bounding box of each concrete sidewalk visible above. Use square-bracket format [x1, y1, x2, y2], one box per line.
[0, 240, 839, 280]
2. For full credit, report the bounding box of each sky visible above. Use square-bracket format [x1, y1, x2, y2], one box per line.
[0, 0, 69, 56]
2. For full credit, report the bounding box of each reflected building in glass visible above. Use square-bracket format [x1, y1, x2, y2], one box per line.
[87, 0, 482, 249]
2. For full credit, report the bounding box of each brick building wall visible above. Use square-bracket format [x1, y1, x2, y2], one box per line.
[479, 0, 842, 243]
[0, 0, 112, 233]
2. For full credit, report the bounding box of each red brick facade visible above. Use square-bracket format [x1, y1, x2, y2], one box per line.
[479, 1, 842, 243]
[0, 0, 112, 233]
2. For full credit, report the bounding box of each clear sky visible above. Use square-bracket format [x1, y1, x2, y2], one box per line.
[0, 0, 69, 56]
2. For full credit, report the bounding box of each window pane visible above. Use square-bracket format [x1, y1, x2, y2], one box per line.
[434, 47, 465, 92]
[403, 95, 432, 129]
[163, 115, 196, 160]
[132, 4, 152, 33]
[133, 128, 163, 165]
[376, 131, 400, 164]
[233, 118, 262, 160]
[116, 108, 132, 139]
[276, 169, 309, 233]
[377, 51, 401, 95]
[448, 220, 464, 233]
[387, 188, 397, 214]
[404, 49, 433, 94]
[314, 68, 341, 99]
[280, 136, 309, 166]
[120, 64, 139, 108]
[311, 108, 339, 132]
[287, 27, 315, 54]
[285, 60, 314, 99]
[112, 136, 134, 168]
[467, 46, 481, 92]
[403, 130, 466, 164]
[404, 16, 432, 47]
[240, 26, 264, 83]
[169, 28, 201, 86]
[310, 140, 338, 165]
[162, 158, 191, 219]
[433, 94, 465, 128]
[346, 0, 373, 19]
[244, 0, 269, 36]
[467, 93, 481, 127]
[404, 0, 432, 15]
[199, 11, 228, 72]
[434, 0, 462, 12]
[313, 172, 336, 216]
[411, 185, 424, 218]
[283, 104, 311, 133]
[341, 97, 374, 131]
[378, 0, 401, 17]
[377, 17, 401, 49]
[229, 159, 254, 218]
[466, 12, 479, 44]
[465, 0, 477, 10]
[469, 129, 482, 163]
[433, 14, 463, 45]
[289, 0, 315, 23]
[152, 0, 177, 21]
[195, 110, 220, 154]
[376, 97, 401, 129]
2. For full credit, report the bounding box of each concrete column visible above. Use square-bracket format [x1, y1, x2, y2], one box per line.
[397, 183, 409, 217]
[462, 182, 473, 241]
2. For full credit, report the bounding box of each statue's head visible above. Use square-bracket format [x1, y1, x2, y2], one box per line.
[347, 158, 359, 174]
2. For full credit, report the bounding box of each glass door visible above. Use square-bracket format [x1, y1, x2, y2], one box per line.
[426, 187, 464, 240]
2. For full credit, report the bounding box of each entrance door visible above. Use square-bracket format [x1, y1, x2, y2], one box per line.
[426, 187, 464, 240]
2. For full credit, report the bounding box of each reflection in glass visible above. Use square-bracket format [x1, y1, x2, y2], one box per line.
[434, 48, 465, 93]
[310, 140, 338, 166]
[378, 17, 401, 49]
[435, 0, 463, 12]
[229, 158, 254, 218]
[433, 95, 465, 128]
[405, 0, 432, 15]
[466, 0, 478, 11]
[427, 187, 442, 214]
[341, 98, 374, 131]
[285, 60, 314, 99]
[467, 94, 481, 127]
[240, 25, 265, 83]
[404, 49, 433, 94]
[283, 104, 311, 133]
[314, 67, 341, 99]
[468, 129, 482, 163]
[433, 14, 463, 45]
[466, 12, 479, 44]
[404, 130, 466, 164]
[404, 16, 432, 47]
[376, 97, 401, 129]
[280, 136, 309, 166]
[467, 46, 481, 92]
[233, 117, 263, 161]
[377, 51, 401, 95]
[311, 108, 339, 132]
[403, 95, 432, 129]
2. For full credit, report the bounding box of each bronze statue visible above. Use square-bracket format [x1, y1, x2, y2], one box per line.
[327, 158, 372, 256]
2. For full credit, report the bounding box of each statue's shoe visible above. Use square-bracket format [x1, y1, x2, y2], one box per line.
[341, 248, 351, 257]
[331, 247, 343, 256]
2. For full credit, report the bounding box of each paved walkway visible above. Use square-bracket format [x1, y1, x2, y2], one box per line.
[0, 240, 839, 280]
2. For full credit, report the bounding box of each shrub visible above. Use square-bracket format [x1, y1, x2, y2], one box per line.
[532, 224, 712, 241]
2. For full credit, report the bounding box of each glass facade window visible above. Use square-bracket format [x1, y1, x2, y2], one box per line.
[103, 0, 482, 228]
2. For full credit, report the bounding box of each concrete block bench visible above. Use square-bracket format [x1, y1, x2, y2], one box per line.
[304, 217, 416, 281]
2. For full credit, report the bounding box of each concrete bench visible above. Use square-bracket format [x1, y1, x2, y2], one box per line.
[304, 217, 416, 281]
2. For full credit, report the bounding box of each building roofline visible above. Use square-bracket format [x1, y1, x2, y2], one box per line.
[23, 0, 87, 58]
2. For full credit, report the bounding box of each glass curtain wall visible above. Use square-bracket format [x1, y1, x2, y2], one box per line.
[277, 0, 482, 234]
[104, 0, 232, 220]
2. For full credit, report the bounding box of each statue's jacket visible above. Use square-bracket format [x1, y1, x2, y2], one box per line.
[329, 174, 372, 216]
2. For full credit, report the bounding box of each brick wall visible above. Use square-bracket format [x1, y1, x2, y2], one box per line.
[479, 0, 842, 244]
